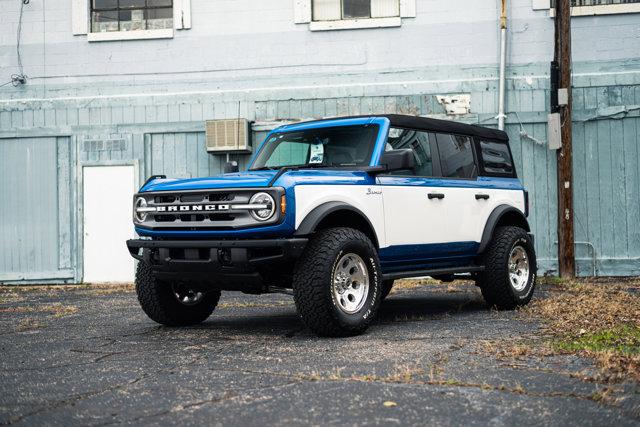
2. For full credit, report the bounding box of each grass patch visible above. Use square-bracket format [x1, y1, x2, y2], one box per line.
[555, 325, 640, 355]
[520, 278, 640, 382]
[295, 364, 594, 400]
[391, 279, 435, 293]
[44, 304, 79, 318]
[0, 283, 135, 294]
[390, 278, 474, 295]
[0, 294, 25, 305]
[297, 364, 426, 384]
[16, 318, 45, 332]
[0, 304, 78, 318]
[217, 301, 293, 309]
[84, 283, 135, 295]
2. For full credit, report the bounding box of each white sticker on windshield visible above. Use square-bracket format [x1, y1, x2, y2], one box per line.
[388, 128, 403, 138]
[309, 143, 324, 164]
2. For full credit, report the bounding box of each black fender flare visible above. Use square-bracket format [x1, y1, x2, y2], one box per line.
[477, 205, 530, 254]
[294, 201, 379, 246]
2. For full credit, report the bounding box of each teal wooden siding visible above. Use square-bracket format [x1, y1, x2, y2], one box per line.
[146, 133, 250, 179]
[0, 137, 74, 282]
[1, 78, 640, 282]
[572, 117, 640, 275]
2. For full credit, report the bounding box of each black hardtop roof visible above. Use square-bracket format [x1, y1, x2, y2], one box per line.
[381, 114, 508, 141]
[298, 114, 508, 142]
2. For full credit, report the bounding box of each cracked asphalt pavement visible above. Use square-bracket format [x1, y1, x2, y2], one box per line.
[1, 282, 638, 426]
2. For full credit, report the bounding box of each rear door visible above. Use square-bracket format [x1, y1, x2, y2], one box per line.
[431, 133, 480, 246]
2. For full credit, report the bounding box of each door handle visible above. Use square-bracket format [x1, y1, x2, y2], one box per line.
[475, 194, 490, 200]
[428, 193, 445, 200]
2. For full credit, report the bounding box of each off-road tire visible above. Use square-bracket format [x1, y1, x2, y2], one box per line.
[135, 262, 221, 326]
[381, 280, 394, 300]
[479, 226, 536, 310]
[292, 227, 382, 337]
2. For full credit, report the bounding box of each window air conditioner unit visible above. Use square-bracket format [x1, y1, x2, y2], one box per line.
[205, 119, 251, 153]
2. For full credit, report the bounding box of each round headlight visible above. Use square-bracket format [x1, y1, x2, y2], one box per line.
[249, 192, 275, 221]
[134, 197, 148, 222]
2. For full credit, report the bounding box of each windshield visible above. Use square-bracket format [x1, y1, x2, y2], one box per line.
[250, 125, 379, 170]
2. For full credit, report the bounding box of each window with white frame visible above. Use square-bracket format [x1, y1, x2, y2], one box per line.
[91, 0, 173, 33]
[72, 0, 190, 41]
[313, 0, 400, 21]
[294, 0, 415, 31]
[533, 0, 640, 16]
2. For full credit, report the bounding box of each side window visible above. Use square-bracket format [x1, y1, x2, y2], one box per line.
[386, 128, 433, 176]
[434, 133, 476, 179]
[478, 140, 515, 177]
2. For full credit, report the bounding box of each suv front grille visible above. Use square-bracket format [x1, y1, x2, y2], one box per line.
[134, 188, 283, 231]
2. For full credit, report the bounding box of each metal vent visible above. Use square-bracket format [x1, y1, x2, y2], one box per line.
[205, 119, 251, 153]
[82, 138, 126, 152]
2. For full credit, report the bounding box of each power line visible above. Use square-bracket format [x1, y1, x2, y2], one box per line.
[4, 0, 30, 89]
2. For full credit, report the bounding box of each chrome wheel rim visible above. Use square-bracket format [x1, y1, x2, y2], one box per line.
[508, 245, 530, 292]
[172, 283, 204, 306]
[332, 253, 370, 314]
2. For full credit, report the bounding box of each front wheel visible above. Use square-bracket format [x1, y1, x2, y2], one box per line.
[135, 262, 221, 326]
[479, 226, 537, 310]
[292, 227, 382, 337]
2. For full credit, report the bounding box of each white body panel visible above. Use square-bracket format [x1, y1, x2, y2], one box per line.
[295, 185, 387, 248]
[295, 183, 525, 249]
[380, 186, 451, 247]
[83, 166, 136, 283]
[437, 187, 526, 243]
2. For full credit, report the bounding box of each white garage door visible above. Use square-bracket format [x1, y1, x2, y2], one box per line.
[83, 166, 136, 283]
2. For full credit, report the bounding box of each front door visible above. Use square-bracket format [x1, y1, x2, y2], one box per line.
[83, 165, 136, 283]
[377, 128, 452, 272]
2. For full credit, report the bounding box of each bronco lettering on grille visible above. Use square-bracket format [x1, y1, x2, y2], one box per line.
[156, 204, 230, 212]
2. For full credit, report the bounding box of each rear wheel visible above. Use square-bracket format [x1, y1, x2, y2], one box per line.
[479, 226, 536, 309]
[292, 227, 382, 337]
[135, 262, 220, 326]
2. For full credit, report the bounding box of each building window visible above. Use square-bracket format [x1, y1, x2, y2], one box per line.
[72, 0, 190, 41]
[91, 0, 173, 33]
[312, 0, 399, 21]
[295, 0, 415, 31]
[563, 0, 640, 5]
[533, 0, 640, 16]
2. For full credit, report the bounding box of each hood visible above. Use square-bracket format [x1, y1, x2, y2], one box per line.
[140, 170, 278, 192]
[140, 169, 377, 193]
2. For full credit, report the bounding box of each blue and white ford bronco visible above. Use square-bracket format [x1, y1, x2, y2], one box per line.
[127, 115, 536, 337]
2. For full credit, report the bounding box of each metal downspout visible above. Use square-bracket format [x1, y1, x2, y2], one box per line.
[498, 0, 508, 131]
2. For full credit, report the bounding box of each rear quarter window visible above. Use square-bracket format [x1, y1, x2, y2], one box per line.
[478, 140, 516, 177]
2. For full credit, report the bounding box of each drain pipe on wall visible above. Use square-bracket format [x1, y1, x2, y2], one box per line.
[498, 0, 508, 131]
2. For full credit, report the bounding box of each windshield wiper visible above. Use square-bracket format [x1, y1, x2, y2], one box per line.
[250, 166, 279, 171]
[266, 164, 332, 186]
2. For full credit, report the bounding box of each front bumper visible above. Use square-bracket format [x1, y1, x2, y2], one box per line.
[127, 238, 307, 272]
[126, 238, 307, 292]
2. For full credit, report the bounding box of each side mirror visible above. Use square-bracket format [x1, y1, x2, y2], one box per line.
[224, 161, 239, 173]
[379, 149, 415, 172]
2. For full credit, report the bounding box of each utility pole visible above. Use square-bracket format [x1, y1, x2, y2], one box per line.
[554, 0, 576, 278]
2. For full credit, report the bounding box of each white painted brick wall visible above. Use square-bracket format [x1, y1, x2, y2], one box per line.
[0, 0, 638, 99]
